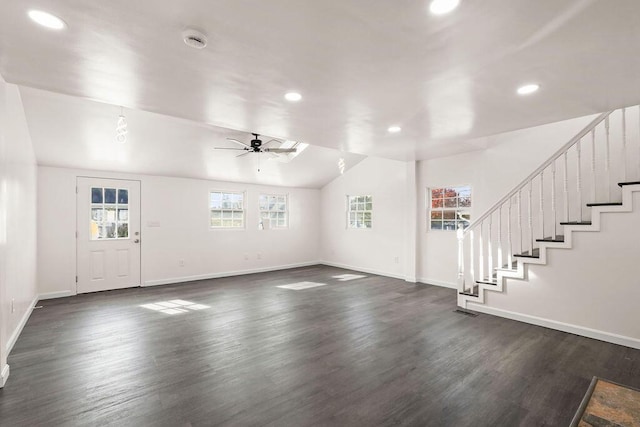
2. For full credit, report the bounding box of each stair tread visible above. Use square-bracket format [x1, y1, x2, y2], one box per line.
[560, 221, 592, 225]
[514, 248, 540, 258]
[586, 202, 622, 207]
[536, 235, 565, 243]
[618, 181, 640, 187]
[459, 291, 479, 297]
[499, 261, 518, 269]
[476, 280, 497, 286]
[459, 284, 479, 297]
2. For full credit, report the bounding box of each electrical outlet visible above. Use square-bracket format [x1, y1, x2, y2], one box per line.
[244, 254, 249, 261]
[257, 253, 262, 260]
[179, 259, 185, 267]
[394, 256, 399, 264]
[11, 299, 15, 313]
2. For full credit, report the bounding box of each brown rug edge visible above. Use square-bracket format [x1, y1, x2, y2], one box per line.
[570, 376, 599, 427]
[569, 377, 640, 427]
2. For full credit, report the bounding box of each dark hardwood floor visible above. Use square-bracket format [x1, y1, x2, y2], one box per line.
[1, 265, 639, 426]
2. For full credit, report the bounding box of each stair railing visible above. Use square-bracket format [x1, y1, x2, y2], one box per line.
[457, 106, 640, 295]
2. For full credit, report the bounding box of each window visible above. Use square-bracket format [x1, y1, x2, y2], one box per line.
[347, 195, 372, 228]
[429, 186, 471, 231]
[210, 191, 244, 228]
[259, 194, 288, 229]
[90, 187, 129, 240]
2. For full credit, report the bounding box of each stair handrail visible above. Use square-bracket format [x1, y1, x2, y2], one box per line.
[462, 111, 614, 236]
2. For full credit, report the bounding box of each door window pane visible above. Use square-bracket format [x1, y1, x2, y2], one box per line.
[90, 187, 132, 240]
[117, 223, 129, 238]
[104, 188, 117, 204]
[92, 188, 103, 203]
[118, 189, 128, 204]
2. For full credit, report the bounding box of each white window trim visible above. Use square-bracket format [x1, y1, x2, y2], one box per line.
[209, 190, 246, 230]
[346, 195, 373, 229]
[427, 186, 472, 232]
[259, 193, 289, 230]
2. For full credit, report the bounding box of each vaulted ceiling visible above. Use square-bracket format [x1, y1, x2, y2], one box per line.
[2, 1, 640, 184]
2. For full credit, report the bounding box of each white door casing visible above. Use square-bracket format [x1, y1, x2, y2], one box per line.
[76, 177, 141, 293]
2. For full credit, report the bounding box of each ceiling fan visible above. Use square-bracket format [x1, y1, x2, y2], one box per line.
[215, 133, 297, 157]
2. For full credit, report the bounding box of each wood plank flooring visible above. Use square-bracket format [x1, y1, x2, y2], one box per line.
[1, 265, 639, 426]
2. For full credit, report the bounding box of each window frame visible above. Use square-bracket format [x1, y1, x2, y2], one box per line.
[209, 190, 246, 230]
[258, 193, 289, 229]
[346, 195, 373, 229]
[427, 186, 471, 232]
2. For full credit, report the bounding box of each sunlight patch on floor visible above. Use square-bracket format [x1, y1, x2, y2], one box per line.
[332, 274, 367, 281]
[277, 281, 328, 290]
[140, 299, 210, 315]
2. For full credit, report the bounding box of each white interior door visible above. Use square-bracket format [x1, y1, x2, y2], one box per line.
[76, 177, 141, 293]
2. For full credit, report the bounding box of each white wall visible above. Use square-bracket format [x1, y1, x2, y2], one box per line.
[471, 191, 640, 345]
[0, 75, 38, 386]
[320, 157, 409, 279]
[38, 166, 320, 297]
[417, 114, 598, 287]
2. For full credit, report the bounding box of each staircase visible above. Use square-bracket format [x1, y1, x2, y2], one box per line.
[457, 106, 640, 309]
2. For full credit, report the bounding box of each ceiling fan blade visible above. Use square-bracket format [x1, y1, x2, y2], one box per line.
[261, 138, 284, 149]
[236, 151, 251, 158]
[264, 148, 297, 153]
[226, 138, 250, 148]
[214, 147, 247, 150]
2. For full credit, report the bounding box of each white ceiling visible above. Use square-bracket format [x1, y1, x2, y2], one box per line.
[20, 87, 365, 188]
[2, 0, 640, 165]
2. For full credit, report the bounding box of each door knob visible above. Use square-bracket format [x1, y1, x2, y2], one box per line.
[134, 239, 140, 243]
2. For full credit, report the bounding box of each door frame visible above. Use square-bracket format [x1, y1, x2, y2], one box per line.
[75, 176, 142, 294]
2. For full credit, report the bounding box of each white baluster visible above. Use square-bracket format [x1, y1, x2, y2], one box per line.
[539, 171, 545, 239]
[479, 222, 484, 282]
[563, 151, 569, 223]
[469, 230, 475, 286]
[605, 116, 611, 201]
[517, 191, 522, 255]
[576, 140, 583, 223]
[497, 205, 503, 272]
[591, 129, 597, 203]
[622, 108, 627, 182]
[487, 215, 493, 281]
[528, 180, 533, 254]
[551, 161, 557, 238]
[507, 200, 513, 269]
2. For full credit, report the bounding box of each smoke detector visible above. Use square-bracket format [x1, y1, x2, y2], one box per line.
[182, 28, 208, 49]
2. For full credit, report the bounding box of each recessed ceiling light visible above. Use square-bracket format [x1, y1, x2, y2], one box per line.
[517, 83, 540, 95]
[284, 92, 302, 102]
[28, 10, 66, 30]
[429, 0, 460, 15]
[388, 126, 402, 133]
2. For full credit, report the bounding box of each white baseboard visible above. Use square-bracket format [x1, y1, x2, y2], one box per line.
[0, 364, 9, 388]
[319, 260, 406, 281]
[418, 277, 457, 289]
[6, 295, 39, 356]
[143, 261, 321, 287]
[38, 290, 74, 300]
[466, 303, 640, 350]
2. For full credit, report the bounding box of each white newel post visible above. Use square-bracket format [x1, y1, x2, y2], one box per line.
[457, 224, 464, 291]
